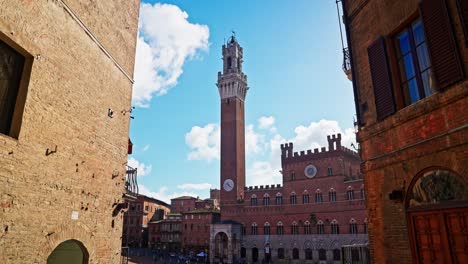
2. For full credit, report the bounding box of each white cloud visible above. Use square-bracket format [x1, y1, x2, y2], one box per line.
[258, 116, 275, 129]
[139, 184, 198, 204]
[132, 3, 210, 107]
[142, 144, 150, 152]
[177, 183, 212, 190]
[127, 157, 152, 177]
[185, 124, 220, 161]
[245, 124, 264, 155]
[246, 161, 281, 186]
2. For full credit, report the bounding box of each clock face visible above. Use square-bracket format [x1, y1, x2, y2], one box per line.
[223, 179, 234, 192]
[304, 165, 317, 178]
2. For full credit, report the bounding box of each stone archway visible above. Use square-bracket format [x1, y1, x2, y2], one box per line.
[47, 239, 89, 264]
[214, 232, 229, 261]
[406, 168, 468, 264]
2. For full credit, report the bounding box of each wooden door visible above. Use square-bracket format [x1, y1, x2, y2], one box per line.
[409, 208, 468, 264]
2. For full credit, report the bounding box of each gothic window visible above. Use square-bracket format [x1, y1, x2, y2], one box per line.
[302, 190, 310, 204]
[291, 221, 299, 235]
[290, 171, 296, 181]
[264, 222, 271, 235]
[328, 167, 333, 176]
[319, 248, 327, 260]
[360, 187, 366, 200]
[315, 189, 323, 203]
[304, 221, 311, 234]
[329, 188, 337, 202]
[251, 223, 258, 235]
[363, 218, 368, 234]
[317, 220, 325, 234]
[292, 248, 299, 259]
[241, 224, 246, 235]
[349, 219, 358, 234]
[276, 221, 284, 235]
[227, 57, 232, 69]
[346, 187, 355, 200]
[263, 194, 270, 206]
[250, 195, 258, 206]
[331, 220, 340, 234]
[276, 193, 283, 205]
[290, 192, 297, 205]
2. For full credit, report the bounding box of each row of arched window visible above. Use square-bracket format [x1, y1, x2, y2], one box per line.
[250, 187, 365, 206]
[243, 219, 367, 235]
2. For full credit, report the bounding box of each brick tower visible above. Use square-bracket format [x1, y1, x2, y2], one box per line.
[217, 35, 248, 208]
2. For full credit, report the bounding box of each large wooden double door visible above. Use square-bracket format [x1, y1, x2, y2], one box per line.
[408, 207, 468, 264]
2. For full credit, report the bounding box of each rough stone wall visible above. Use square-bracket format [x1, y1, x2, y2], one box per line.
[345, 0, 468, 263]
[0, 0, 140, 263]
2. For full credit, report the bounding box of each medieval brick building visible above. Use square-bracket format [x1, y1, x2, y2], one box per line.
[0, 1, 140, 263]
[342, 0, 468, 263]
[210, 36, 368, 264]
[122, 195, 170, 248]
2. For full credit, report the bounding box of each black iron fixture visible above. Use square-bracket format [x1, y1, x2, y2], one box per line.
[121, 106, 135, 119]
[45, 145, 57, 156]
[108, 108, 114, 118]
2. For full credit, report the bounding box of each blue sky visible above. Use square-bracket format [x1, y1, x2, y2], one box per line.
[129, 0, 356, 202]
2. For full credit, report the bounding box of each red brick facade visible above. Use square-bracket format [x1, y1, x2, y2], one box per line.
[343, 0, 468, 263]
[171, 196, 197, 213]
[182, 210, 221, 253]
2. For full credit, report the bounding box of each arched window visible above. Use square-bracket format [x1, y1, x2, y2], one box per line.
[302, 190, 310, 204]
[251, 222, 258, 235]
[305, 248, 313, 260]
[276, 192, 283, 205]
[408, 169, 468, 207]
[252, 247, 259, 262]
[292, 248, 299, 259]
[290, 192, 297, 205]
[263, 222, 271, 235]
[360, 184, 366, 200]
[331, 220, 340, 234]
[349, 218, 358, 234]
[346, 186, 355, 200]
[241, 224, 246, 235]
[241, 247, 246, 258]
[329, 188, 337, 202]
[227, 57, 232, 69]
[291, 221, 299, 235]
[319, 248, 327, 260]
[276, 221, 284, 235]
[304, 221, 311, 234]
[250, 194, 257, 206]
[317, 220, 325, 234]
[315, 189, 323, 203]
[363, 218, 368, 234]
[333, 249, 341, 260]
[263, 193, 270, 206]
[290, 171, 296, 181]
[277, 248, 285, 259]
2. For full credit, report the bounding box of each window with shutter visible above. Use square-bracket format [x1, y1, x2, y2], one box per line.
[420, 0, 464, 90]
[368, 37, 396, 120]
[456, 0, 468, 47]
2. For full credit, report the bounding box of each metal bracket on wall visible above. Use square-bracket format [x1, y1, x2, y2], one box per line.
[45, 145, 57, 156]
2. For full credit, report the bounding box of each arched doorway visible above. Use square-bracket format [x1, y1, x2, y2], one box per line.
[47, 240, 89, 264]
[406, 169, 468, 264]
[252, 247, 258, 262]
[214, 232, 229, 261]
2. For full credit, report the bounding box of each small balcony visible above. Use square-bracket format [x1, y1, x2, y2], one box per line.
[124, 165, 138, 200]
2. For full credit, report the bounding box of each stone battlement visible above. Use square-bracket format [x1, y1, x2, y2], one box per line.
[280, 134, 359, 162]
[244, 184, 282, 191]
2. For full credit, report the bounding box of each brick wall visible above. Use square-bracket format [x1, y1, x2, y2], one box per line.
[344, 0, 468, 263]
[0, 1, 140, 263]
